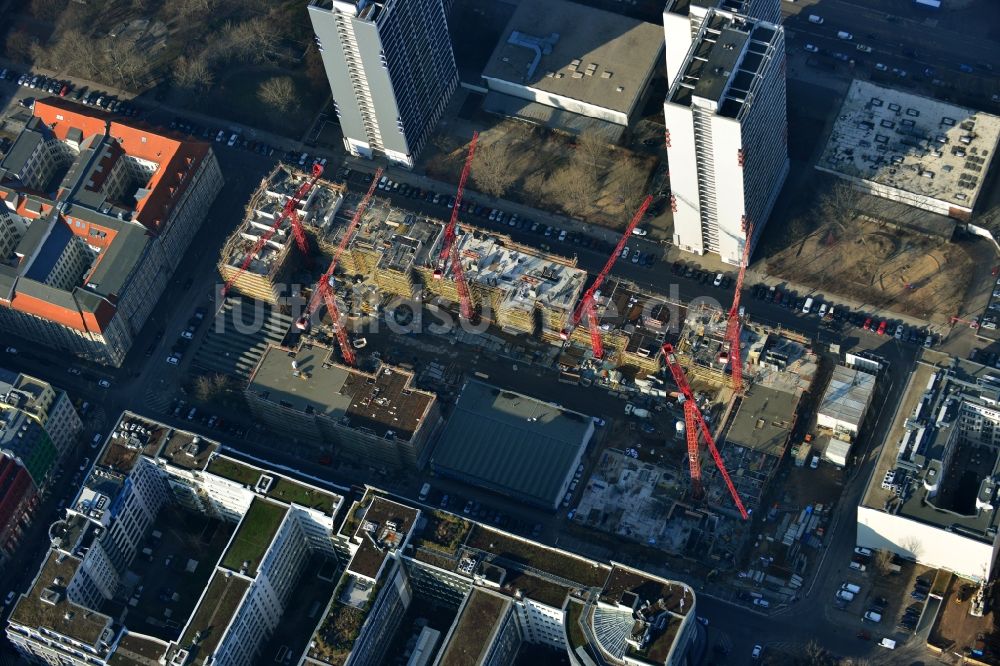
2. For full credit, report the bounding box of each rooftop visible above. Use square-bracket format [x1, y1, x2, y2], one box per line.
[817, 80, 1000, 211]
[599, 565, 693, 615]
[667, 9, 782, 118]
[204, 455, 340, 516]
[818, 365, 877, 432]
[174, 570, 251, 666]
[862, 361, 1000, 541]
[220, 498, 288, 577]
[437, 588, 511, 666]
[8, 551, 112, 648]
[347, 496, 418, 580]
[724, 384, 797, 457]
[481, 0, 663, 115]
[107, 633, 170, 666]
[246, 344, 435, 441]
[431, 380, 593, 508]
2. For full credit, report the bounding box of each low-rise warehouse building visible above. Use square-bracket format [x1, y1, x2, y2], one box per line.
[245, 343, 441, 469]
[858, 361, 1000, 581]
[430, 380, 594, 510]
[480, 0, 663, 138]
[817, 364, 877, 439]
[817, 80, 1000, 221]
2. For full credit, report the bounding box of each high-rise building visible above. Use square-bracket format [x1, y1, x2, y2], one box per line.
[663, 0, 780, 88]
[307, 0, 458, 168]
[663, 7, 788, 265]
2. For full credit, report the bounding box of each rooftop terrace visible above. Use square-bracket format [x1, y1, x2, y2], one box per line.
[437, 588, 511, 666]
[347, 496, 418, 580]
[220, 498, 287, 577]
[206, 454, 341, 516]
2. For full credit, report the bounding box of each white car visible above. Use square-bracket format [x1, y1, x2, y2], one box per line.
[894, 324, 904, 340]
[4, 347, 15, 354]
[166, 355, 180, 365]
[180, 330, 194, 340]
[98, 379, 111, 388]
[215, 130, 225, 142]
[753, 598, 769, 608]
[713, 273, 723, 287]
[751, 645, 762, 660]
[854, 547, 873, 557]
[804, 44, 819, 53]
[227, 133, 239, 147]
[856, 44, 872, 53]
[875, 63, 888, 72]
[4, 590, 14, 606]
[79, 458, 90, 472]
[631, 227, 648, 236]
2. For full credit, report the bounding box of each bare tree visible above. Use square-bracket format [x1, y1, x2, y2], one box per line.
[105, 40, 150, 90]
[257, 76, 297, 113]
[901, 536, 923, 560]
[173, 55, 215, 92]
[473, 141, 518, 198]
[30, 0, 65, 21]
[194, 376, 214, 402]
[576, 129, 608, 172]
[819, 180, 864, 225]
[4, 30, 38, 64]
[32, 29, 101, 79]
[547, 162, 595, 218]
[614, 156, 649, 219]
[210, 373, 231, 394]
[872, 549, 894, 576]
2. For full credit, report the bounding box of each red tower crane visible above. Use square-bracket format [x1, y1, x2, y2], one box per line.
[722, 220, 753, 395]
[295, 168, 384, 366]
[434, 132, 479, 320]
[221, 163, 324, 297]
[661, 343, 749, 520]
[560, 195, 652, 359]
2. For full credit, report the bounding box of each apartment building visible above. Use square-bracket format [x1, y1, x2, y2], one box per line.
[307, 0, 458, 168]
[663, 0, 780, 87]
[6, 412, 344, 666]
[0, 454, 37, 565]
[303, 488, 699, 666]
[245, 343, 441, 470]
[663, 7, 788, 265]
[0, 368, 83, 487]
[858, 361, 1000, 581]
[0, 99, 223, 366]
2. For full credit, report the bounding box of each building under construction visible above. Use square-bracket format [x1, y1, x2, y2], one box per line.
[218, 166, 346, 303]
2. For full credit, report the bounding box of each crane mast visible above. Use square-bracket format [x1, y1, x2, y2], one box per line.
[560, 195, 652, 358]
[723, 220, 753, 395]
[434, 132, 479, 320]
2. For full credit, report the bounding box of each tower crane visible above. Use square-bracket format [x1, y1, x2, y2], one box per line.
[721, 220, 753, 395]
[661, 343, 749, 520]
[295, 168, 384, 366]
[433, 132, 479, 320]
[221, 163, 324, 297]
[560, 195, 652, 359]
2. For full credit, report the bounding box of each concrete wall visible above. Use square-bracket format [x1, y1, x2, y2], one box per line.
[482, 78, 629, 127]
[857, 505, 995, 581]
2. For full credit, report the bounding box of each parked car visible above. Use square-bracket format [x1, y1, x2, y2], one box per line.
[876, 320, 888, 336]
[751, 645, 763, 660]
[98, 379, 111, 388]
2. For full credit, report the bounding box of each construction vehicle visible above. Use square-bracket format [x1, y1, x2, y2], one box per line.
[221, 163, 323, 297]
[661, 343, 748, 519]
[433, 132, 479, 320]
[294, 168, 383, 366]
[560, 195, 653, 359]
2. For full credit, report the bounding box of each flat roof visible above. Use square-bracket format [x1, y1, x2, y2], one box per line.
[220, 498, 287, 577]
[437, 588, 511, 666]
[668, 10, 781, 118]
[599, 565, 693, 615]
[107, 633, 170, 666]
[724, 384, 797, 457]
[246, 344, 435, 441]
[430, 380, 593, 507]
[481, 0, 663, 115]
[8, 551, 112, 647]
[818, 80, 1000, 211]
[347, 496, 418, 580]
[205, 455, 341, 516]
[818, 365, 876, 430]
[175, 570, 251, 666]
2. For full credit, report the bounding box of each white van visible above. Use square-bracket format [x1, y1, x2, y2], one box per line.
[837, 31, 853, 40]
[841, 582, 861, 594]
[802, 297, 814, 314]
[808, 14, 824, 24]
[836, 589, 854, 602]
[863, 610, 882, 623]
[418, 483, 431, 501]
[878, 638, 896, 650]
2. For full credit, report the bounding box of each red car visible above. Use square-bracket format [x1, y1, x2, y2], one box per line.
[58, 84, 69, 97]
[877, 320, 887, 335]
[863, 317, 872, 331]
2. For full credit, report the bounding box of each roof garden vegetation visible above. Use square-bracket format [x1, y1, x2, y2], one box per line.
[220, 499, 287, 577]
[419, 511, 471, 556]
[466, 525, 609, 588]
[206, 457, 260, 486]
[439, 590, 509, 666]
[566, 599, 587, 650]
[268, 477, 336, 515]
[309, 601, 366, 666]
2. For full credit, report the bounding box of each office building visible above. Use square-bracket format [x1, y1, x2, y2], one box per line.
[245, 343, 441, 469]
[307, 0, 458, 168]
[0, 99, 222, 366]
[0, 368, 83, 487]
[481, 0, 663, 140]
[430, 380, 594, 511]
[6, 412, 344, 666]
[304, 488, 699, 666]
[663, 8, 788, 265]
[817, 80, 1000, 222]
[858, 361, 1000, 581]
[663, 0, 780, 88]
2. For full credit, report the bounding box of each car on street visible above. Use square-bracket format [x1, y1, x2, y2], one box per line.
[4, 590, 15, 606]
[98, 379, 111, 388]
[804, 44, 819, 53]
[79, 458, 90, 472]
[166, 355, 180, 365]
[68, 368, 81, 375]
[713, 273, 723, 287]
[4, 347, 16, 354]
[875, 63, 888, 72]
[877, 320, 887, 336]
[751, 645, 762, 660]
[753, 598, 769, 608]
[631, 227, 648, 236]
